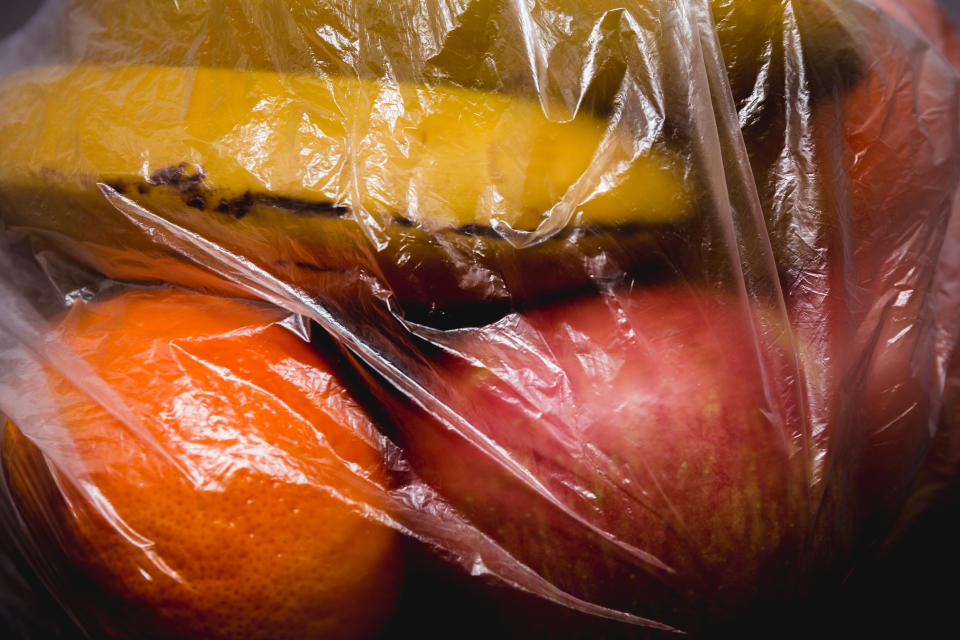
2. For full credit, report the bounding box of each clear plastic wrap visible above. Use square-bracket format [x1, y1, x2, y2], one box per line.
[1, 1, 959, 637]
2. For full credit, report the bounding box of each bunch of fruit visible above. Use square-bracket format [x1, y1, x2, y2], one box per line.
[0, 0, 959, 638]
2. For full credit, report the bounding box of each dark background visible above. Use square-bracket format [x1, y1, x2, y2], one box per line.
[1, 0, 39, 34]
[2, 1, 960, 639]
[944, 0, 958, 23]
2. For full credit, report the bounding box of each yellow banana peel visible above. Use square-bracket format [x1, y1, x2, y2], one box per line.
[0, 64, 693, 322]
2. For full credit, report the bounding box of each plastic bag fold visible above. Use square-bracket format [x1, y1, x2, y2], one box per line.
[1, 1, 960, 637]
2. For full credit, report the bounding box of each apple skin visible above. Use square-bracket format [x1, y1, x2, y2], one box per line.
[793, 1, 960, 533]
[734, 0, 960, 540]
[395, 286, 811, 631]
[869, 0, 960, 539]
[870, 0, 960, 69]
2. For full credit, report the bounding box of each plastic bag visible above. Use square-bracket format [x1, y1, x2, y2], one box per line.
[1, 0, 959, 637]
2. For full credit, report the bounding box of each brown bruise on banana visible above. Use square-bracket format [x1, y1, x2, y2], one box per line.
[0, 65, 696, 250]
[104, 162, 688, 241]
[94, 161, 685, 322]
[0, 64, 695, 321]
[105, 164, 350, 221]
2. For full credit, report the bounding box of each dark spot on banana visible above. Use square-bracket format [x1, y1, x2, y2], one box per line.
[148, 163, 205, 189]
[215, 192, 253, 219]
[455, 223, 502, 239]
[0, 66, 697, 327]
[138, 167, 350, 220]
[293, 261, 340, 274]
[253, 195, 349, 217]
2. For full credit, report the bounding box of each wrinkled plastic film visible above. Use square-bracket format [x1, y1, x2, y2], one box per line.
[0, 227, 673, 632]
[0, 1, 959, 637]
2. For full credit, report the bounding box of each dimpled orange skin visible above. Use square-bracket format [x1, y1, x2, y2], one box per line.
[1, 290, 400, 640]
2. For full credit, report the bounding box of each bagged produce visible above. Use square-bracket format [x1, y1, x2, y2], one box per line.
[1, 0, 959, 637]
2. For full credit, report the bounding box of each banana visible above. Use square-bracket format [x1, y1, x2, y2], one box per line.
[0, 64, 692, 324]
[60, 1, 861, 107]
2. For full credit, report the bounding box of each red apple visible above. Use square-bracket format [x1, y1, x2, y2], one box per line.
[795, 1, 960, 530]
[396, 286, 811, 631]
[861, 0, 960, 543]
[871, 0, 960, 69]
[740, 0, 960, 540]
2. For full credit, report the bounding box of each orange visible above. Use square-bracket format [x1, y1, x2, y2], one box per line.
[1, 289, 400, 639]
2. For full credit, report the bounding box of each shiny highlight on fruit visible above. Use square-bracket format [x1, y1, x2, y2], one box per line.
[0, 64, 692, 322]
[1, 290, 400, 640]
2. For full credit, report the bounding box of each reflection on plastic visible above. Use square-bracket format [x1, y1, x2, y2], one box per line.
[0, 0, 959, 638]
